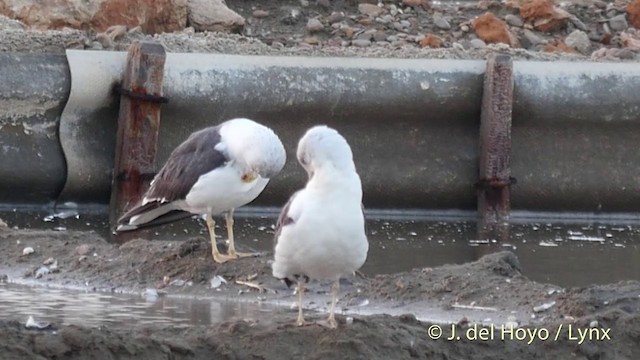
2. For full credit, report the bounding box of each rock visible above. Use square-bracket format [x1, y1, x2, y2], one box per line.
[372, 31, 387, 42]
[402, 0, 429, 8]
[317, 0, 331, 9]
[621, 31, 640, 49]
[351, 39, 371, 47]
[299, 0, 309, 7]
[281, 8, 301, 25]
[303, 36, 320, 45]
[470, 38, 487, 48]
[75, 244, 91, 256]
[543, 41, 577, 53]
[252, 10, 269, 19]
[0, 218, 7, 228]
[472, 12, 520, 47]
[533, 301, 556, 312]
[505, 14, 523, 27]
[22, 247, 34, 256]
[376, 14, 393, 24]
[628, 0, 640, 28]
[522, 29, 547, 46]
[341, 25, 354, 38]
[306, 18, 324, 33]
[433, 14, 451, 30]
[327, 12, 344, 24]
[188, 0, 244, 32]
[569, 15, 588, 31]
[358, 3, 383, 17]
[594, 0, 607, 9]
[95, 33, 115, 49]
[0, 0, 187, 33]
[520, 0, 569, 32]
[609, 14, 628, 32]
[0, 14, 25, 30]
[591, 47, 635, 60]
[419, 33, 442, 48]
[564, 30, 591, 54]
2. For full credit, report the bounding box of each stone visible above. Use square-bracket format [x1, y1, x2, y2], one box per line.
[520, 0, 569, 32]
[351, 39, 371, 47]
[372, 31, 387, 42]
[470, 38, 487, 48]
[523, 29, 547, 45]
[594, 0, 607, 9]
[419, 33, 442, 48]
[402, 0, 429, 8]
[472, 12, 520, 47]
[520, 0, 555, 21]
[433, 14, 451, 30]
[609, 14, 628, 32]
[628, 0, 640, 28]
[306, 18, 324, 33]
[327, 12, 344, 24]
[505, 14, 523, 27]
[0, 14, 25, 30]
[569, 15, 588, 31]
[543, 41, 576, 53]
[0, 0, 187, 33]
[317, 0, 331, 9]
[564, 29, 591, 54]
[303, 36, 320, 45]
[188, 0, 244, 32]
[621, 31, 640, 49]
[252, 10, 270, 19]
[358, 3, 383, 17]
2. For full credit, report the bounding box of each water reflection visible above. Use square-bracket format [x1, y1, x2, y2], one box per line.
[0, 283, 281, 328]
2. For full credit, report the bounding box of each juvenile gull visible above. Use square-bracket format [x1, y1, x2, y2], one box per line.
[272, 125, 368, 328]
[116, 118, 286, 263]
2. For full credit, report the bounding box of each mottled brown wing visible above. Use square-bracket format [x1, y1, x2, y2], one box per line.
[273, 191, 300, 250]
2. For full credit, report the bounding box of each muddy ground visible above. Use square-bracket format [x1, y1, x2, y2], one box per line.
[1, 224, 639, 359]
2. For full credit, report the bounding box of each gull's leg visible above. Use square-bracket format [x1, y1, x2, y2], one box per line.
[327, 279, 339, 328]
[317, 279, 340, 329]
[296, 281, 306, 326]
[206, 212, 234, 263]
[225, 209, 258, 258]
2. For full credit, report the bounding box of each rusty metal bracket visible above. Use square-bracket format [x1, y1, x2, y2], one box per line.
[113, 84, 169, 103]
[108, 41, 167, 241]
[477, 53, 514, 237]
[476, 177, 517, 189]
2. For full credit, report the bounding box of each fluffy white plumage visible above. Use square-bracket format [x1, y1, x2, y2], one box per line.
[272, 125, 368, 328]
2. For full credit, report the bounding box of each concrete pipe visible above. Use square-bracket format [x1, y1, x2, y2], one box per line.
[1, 51, 640, 214]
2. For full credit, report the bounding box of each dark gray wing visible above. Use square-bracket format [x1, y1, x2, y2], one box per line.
[273, 190, 301, 250]
[146, 125, 227, 202]
[118, 125, 227, 224]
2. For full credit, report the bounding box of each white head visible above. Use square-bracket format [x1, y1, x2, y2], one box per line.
[296, 125, 356, 177]
[220, 118, 286, 178]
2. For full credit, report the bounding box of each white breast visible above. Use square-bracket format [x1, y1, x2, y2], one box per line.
[183, 164, 269, 215]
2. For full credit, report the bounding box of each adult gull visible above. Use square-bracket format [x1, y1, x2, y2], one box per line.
[272, 125, 368, 328]
[117, 118, 286, 263]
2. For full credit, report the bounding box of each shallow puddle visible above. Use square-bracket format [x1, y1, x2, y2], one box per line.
[1, 208, 639, 288]
[0, 282, 283, 328]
